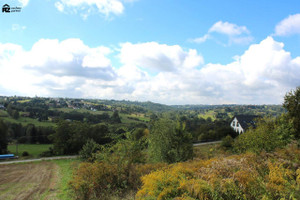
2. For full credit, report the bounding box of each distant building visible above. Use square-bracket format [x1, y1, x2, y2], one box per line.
[0, 104, 4, 109]
[230, 115, 258, 134]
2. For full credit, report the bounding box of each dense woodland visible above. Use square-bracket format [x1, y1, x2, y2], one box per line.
[0, 87, 299, 199]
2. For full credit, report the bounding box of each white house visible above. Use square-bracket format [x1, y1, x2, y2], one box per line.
[230, 115, 258, 134]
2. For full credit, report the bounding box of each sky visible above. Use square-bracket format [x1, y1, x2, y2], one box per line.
[0, 0, 300, 105]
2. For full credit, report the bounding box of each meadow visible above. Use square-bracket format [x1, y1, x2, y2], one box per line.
[7, 144, 53, 158]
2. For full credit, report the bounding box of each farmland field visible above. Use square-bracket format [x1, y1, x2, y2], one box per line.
[0, 159, 77, 200]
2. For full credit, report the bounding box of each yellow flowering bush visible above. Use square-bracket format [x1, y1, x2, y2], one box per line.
[136, 144, 300, 200]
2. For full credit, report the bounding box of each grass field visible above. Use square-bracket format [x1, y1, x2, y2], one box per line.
[0, 110, 55, 127]
[7, 144, 53, 158]
[0, 159, 79, 200]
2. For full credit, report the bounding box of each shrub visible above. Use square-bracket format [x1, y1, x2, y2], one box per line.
[70, 161, 166, 200]
[220, 135, 234, 149]
[79, 139, 101, 162]
[22, 151, 29, 156]
[70, 137, 166, 200]
[233, 115, 294, 154]
[136, 145, 300, 200]
[148, 118, 193, 163]
[40, 147, 55, 157]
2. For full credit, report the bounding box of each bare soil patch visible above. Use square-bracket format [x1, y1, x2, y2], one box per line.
[0, 161, 59, 200]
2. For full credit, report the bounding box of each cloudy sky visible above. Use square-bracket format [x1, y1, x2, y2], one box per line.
[0, 0, 300, 105]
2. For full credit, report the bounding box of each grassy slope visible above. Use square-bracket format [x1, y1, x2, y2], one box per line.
[0, 109, 55, 127]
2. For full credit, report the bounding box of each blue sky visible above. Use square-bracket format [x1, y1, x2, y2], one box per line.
[0, 0, 300, 104]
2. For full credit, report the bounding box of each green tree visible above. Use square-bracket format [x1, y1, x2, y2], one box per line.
[283, 86, 300, 139]
[111, 110, 121, 123]
[0, 120, 8, 154]
[80, 139, 102, 162]
[12, 110, 19, 119]
[148, 118, 193, 163]
[25, 124, 37, 144]
[53, 120, 111, 155]
[233, 115, 294, 154]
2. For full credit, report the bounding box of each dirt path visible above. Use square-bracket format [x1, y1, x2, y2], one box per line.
[0, 161, 59, 200]
[0, 156, 78, 165]
[193, 140, 221, 146]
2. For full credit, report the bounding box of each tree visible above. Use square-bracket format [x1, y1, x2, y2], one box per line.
[283, 86, 300, 139]
[25, 124, 37, 144]
[12, 110, 19, 119]
[79, 139, 102, 162]
[111, 110, 121, 123]
[0, 120, 8, 154]
[53, 120, 111, 155]
[148, 118, 193, 163]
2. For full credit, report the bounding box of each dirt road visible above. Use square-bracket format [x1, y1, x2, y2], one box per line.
[0, 156, 77, 165]
[0, 161, 59, 200]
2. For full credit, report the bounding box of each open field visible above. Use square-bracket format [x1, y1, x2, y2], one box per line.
[0, 112, 55, 127]
[0, 159, 78, 200]
[0, 161, 58, 200]
[8, 144, 53, 158]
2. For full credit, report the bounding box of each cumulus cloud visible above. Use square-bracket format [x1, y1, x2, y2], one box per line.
[275, 13, 300, 36]
[54, 0, 129, 18]
[0, 38, 299, 104]
[24, 38, 116, 80]
[119, 42, 204, 72]
[0, 39, 116, 97]
[192, 21, 253, 45]
[117, 37, 300, 104]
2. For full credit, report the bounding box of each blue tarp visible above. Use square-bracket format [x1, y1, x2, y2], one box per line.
[0, 154, 15, 159]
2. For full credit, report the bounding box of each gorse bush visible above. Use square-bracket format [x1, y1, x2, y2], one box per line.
[136, 143, 300, 200]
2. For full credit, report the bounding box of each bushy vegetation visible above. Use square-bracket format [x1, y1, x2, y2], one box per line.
[136, 143, 300, 200]
[148, 118, 193, 163]
[283, 86, 300, 139]
[233, 115, 295, 154]
[70, 136, 167, 199]
[0, 119, 8, 154]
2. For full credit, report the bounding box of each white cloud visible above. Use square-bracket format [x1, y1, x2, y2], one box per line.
[12, 24, 26, 31]
[209, 21, 249, 36]
[55, 2, 64, 12]
[0, 37, 299, 104]
[275, 14, 300, 36]
[192, 34, 210, 44]
[119, 42, 204, 72]
[55, 0, 127, 18]
[116, 37, 300, 104]
[18, 0, 29, 7]
[0, 39, 116, 97]
[192, 21, 253, 45]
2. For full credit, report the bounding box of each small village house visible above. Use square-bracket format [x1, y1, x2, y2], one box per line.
[230, 115, 258, 134]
